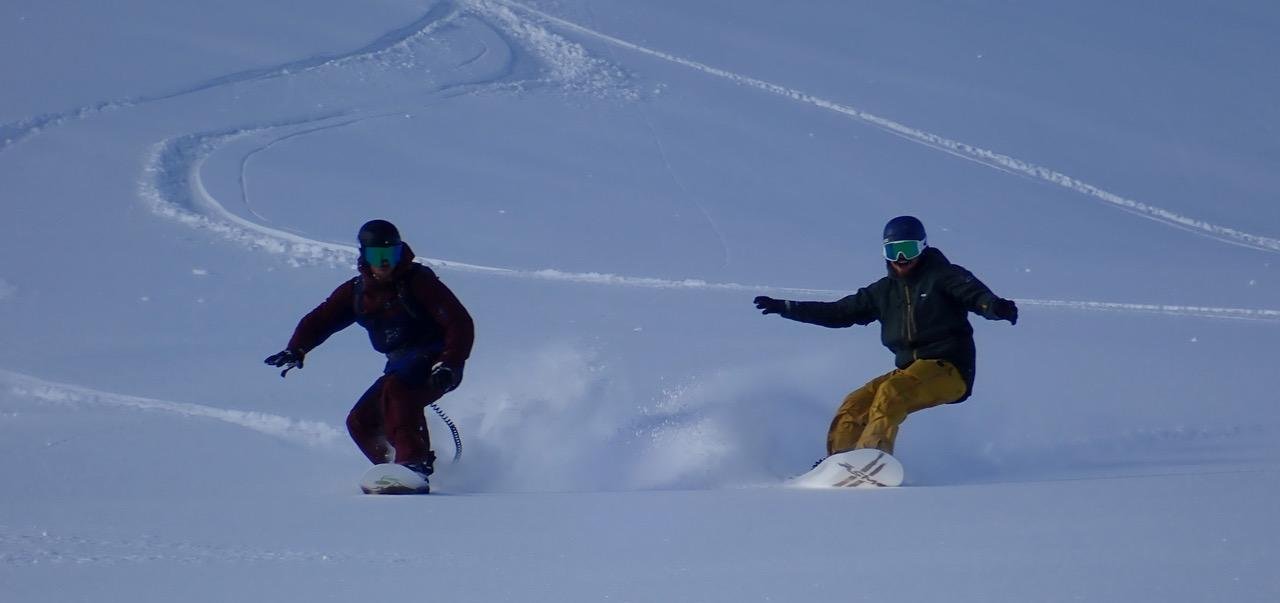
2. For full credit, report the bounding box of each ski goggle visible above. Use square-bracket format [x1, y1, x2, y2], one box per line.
[363, 244, 402, 268]
[884, 239, 926, 262]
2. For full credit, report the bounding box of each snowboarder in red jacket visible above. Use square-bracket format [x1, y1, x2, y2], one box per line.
[265, 220, 474, 481]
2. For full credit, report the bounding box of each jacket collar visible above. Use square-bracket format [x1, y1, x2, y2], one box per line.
[885, 246, 948, 282]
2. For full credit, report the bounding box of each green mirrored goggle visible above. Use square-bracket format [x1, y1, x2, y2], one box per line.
[884, 239, 925, 262]
[363, 244, 403, 267]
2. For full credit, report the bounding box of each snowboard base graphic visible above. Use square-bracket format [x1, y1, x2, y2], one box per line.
[789, 449, 904, 489]
[360, 463, 431, 495]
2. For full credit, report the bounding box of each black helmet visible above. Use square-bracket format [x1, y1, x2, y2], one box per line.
[882, 216, 927, 262]
[358, 219, 401, 248]
[882, 215, 926, 243]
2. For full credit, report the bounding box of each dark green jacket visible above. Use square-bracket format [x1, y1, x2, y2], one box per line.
[778, 247, 1002, 402]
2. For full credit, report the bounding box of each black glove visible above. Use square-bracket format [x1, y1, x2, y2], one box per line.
[264, 349, 305, 377]
[753, 296, 787, 315]
[992, 298, 1018, 325]
[430, 362, 461, 393]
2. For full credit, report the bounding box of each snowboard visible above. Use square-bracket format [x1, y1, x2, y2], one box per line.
[360, 463, 431, 495]
[789, 449, 904, 489]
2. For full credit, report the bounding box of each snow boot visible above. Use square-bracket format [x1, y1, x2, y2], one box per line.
[402, 450, 436, 480]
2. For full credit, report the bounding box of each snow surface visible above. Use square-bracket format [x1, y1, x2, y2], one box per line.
[2, 0, 1279, 600]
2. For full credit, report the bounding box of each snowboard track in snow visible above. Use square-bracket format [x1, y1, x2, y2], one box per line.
[4, 0, 1275, 323]
[0, 370, 344, 449]
[0, 1, 464, 153]
[141, 120, 1280, 324]
[132, 0, 1279, 323]
[2, 0, 1273, 254]
[490, 0, 1280, 254]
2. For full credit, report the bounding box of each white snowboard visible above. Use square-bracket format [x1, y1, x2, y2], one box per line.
[360, 463, 431, 495]
[789, 449, 904, 489]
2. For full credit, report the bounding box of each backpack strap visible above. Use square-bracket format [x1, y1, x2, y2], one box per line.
[351, 276, 365, 317]
[352, 264, 428, 322]
[396, 264, 426, 321]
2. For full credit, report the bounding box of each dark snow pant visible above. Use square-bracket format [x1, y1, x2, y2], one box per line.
[826, 359, 968, 456]
[346, 352, 443, 466]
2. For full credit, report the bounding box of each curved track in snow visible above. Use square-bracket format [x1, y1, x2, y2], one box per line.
[492, 0, 1280, 254]
[149, 127, 1280, 321]
[0, 0, 1273, 312]
[140, 123, 1280, 322]
[4, 1, 1275, 256]
[2, 2, 1277, 499]
[120, 1, 1280, 324]
[2, 1, 1275, 322]
[0, 2, 463, 153]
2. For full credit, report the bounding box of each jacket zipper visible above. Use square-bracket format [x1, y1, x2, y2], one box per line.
[904, 283, 918, 359]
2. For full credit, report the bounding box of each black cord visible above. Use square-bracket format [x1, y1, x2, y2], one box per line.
[428, 403, 462, 463]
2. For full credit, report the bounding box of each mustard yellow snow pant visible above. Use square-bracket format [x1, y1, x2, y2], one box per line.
[826, 359, 968, 455]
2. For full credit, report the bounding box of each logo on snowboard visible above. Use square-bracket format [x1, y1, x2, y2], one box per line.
[834, 452, 892, 488]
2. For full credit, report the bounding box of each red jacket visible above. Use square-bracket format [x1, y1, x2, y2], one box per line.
[287, 244, 474, 369]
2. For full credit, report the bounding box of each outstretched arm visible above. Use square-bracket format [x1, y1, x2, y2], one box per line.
[286, 279, 359, 354]
[941, 266, 1017, 324]
[754, 286, 879, 328]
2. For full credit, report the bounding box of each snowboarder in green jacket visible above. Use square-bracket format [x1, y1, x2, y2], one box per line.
[753, 216, 1017, 456]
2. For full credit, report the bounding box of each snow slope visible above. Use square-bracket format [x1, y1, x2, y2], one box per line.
[2, 0, 1278, 600]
